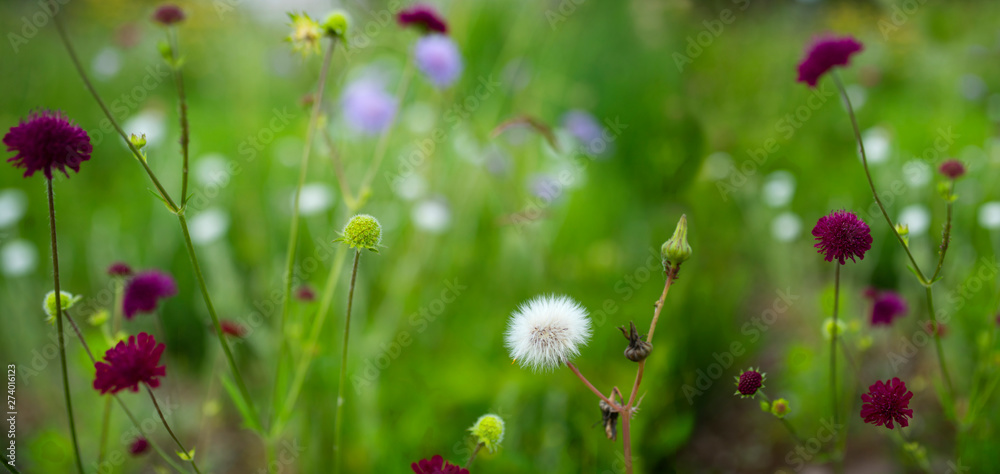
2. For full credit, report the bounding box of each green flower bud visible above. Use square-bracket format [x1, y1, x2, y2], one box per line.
[43, 290, 82, 323]
[469, 414, 505, 453]
[130, 133, 147, 149]
[322, 11, 349, 38]
[770, 398, 790, 418]
[337, 214, 382, 252]
[661, 214, 692, 268]
[822, 317, 846, 341]
[759, 400, 770, 412]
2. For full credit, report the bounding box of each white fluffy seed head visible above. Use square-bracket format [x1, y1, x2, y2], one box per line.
[505, 294, 592, 372]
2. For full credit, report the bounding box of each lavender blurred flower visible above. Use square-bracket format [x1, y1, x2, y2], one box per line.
[123, 270, 178, 319]
[4, 110, 92, 180]
[414, 34, 463, 88]
[796, 36, 863, 87]
[341, 80, 397, 135]
[562, 110, 609, 156]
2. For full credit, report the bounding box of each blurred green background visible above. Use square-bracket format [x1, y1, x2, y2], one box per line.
[2, 0, 1000, 472]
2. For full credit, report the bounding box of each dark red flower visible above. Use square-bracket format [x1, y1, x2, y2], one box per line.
[129, 437, 150, 456]
[865, 289, 908, 326]
[93, 332, 167, 394]
[860, 377, 914, 429]
[411, 455, 468, 474]
[295, 285, 316, 302]
[812, 210, 873, 265]
[123, 270, 178, 319]
[152, 4, 185, 25]
[219, 319, 246, 338]
[938, 159, 966, 179]
[398, 4, 448, 34]
[107, 262, 133, 277]
[734, 368, 765, 398]
[797, 36, 863, 87]
[4, 110, 92, 180]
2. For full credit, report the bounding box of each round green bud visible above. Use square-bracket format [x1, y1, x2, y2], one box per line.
[469, 414, 505, 453]
[339, 214, 382, 251]
[43, 290, 81, 322]
[770, 398, 790, 418]
[822, 318, 846, 341]
[661, 214, 692, 267]
[322, 11, 349, 38]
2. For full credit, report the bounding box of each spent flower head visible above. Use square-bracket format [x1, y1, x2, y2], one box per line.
[505, 295, 592, 371]
[123, 270, 178, 319]
[4, 110, 92, 180]
[812, 210, 872, 265]
[734, 368, 766, 399]
[860, 377, 914, 429]
[93, 332, 167, 394]
[286, 12, 324, 57]
[796, 35, 863, 87]
[469, 414, 505, 453]
[337, 214, 383, 251]
[618, 320, 652, 362]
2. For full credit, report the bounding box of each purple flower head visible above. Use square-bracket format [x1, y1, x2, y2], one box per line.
[860, 377, 914, 429]
[398, 4, 448, 34]
[866, 289, 908, 326]
[341, 80, 398, 135]
[152, 4, 185, 25]
[123, 270, 178, 319]
[797, 36, 863, 87]
[411, 455, 468, 474]
[414, 34, 463, 89]
[128, 437, 150, 456]
[4, 110, 92, 180]
[812, 210, 872, 265]
[93, 332, 167, 394]
[938, 159, 966, 179]
[734, 368, 766, 399]
[107, 262, 133, 277]
[562, 110, 609, 156]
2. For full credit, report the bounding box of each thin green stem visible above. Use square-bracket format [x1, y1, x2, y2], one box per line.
[98, 280, 124, 466]
[2, 461, 20, 474]
[564, 361, 618, 409]
[271, 40, 337, 428]
[465, 442, 483, 469]
[332, 250, 361, 474]
[930, 181, 955, 283]
[167, 27, 191, 208]
[831, 73, 926, 284]
[113, 396, 190, 473]
[355, 61, 415, 207]
[146, 385, 203, 474]
[831, 264, 841, 472]
[179, 215, 261, 430]
[322, 129, 355, 208]
[924, 286, 956, 412]
[46, 180, 85, 474]
[53, 8, 178, 213]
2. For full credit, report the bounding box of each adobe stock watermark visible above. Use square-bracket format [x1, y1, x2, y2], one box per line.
[91, 394, 181, 474]
[783, 418, 844, 471]
[672, 0, 751, 72]
[8, 0, 69, 54]
[351, 279, 467, 393]
[681, 288, 800, 404]
[886, 256, 999, 371]
[716, 83, 835, 201]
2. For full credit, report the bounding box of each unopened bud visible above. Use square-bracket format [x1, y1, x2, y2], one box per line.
[770, 398, 790, 418]
[322, 11, 349, 38]
[661, 214, 692, 268]
[130, 133, 147, 149]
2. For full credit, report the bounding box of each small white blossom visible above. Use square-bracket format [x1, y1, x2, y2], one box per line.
[505, 295, 592, 371]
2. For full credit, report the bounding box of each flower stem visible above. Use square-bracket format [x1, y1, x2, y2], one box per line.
[322, 129, 355, 208]
[831, 72, 926, 284]
[930, 181, 955, 283]
[465, 442, 484, 469]
[831, 264, 841, 472]
[564, 361, 618, 409]
[271, 39, 337, 429]
[924, 286, 956, 413]
[46, 180, 85, 474]
[166, 27, 191, 209]
[97, 280, 124, 466]
[332, 250, 362, 474]
[146, 385, 203, 474]
[355, 61, 415, 207]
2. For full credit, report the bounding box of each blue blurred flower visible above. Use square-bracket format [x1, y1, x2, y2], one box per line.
[414, 34, 462, 89]
[341, 80, 397, 135]
[562, 109, 609, 156]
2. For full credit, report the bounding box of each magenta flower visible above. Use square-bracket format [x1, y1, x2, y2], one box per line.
[152, 4, 185, 25]
[218, 319, 246, 338]
[295, 285, 316, 302]
[123, 270, 178, 319]
[398, 4, 448, 34]
[411, 455, 468, 474]
[4, 110, 92, 180]
[812, 211, 873, 265]
[107, 262, 133, 277]
[128, 437, 150, 456]
[734, 368, 765, 399]
[860, 377, 914, 429]
[93, 332, 167, 394]
[938, 159, 966, 179]
[865, 289, 908, 326]
[414, 34, 463, 88]
[796, 36, 863, 87]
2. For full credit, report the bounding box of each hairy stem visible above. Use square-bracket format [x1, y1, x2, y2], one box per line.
[46, 181, 84, 474]
[166, 27, 191, 208]
[930, 181, 955, 283]
[465, 442, 483, 469]
[147, 385, 203, 474]
[271, 39, 337, 428]
[565, 361, 618, 409]
[831, 264, 841, 472]
[333, 250, 362, 474]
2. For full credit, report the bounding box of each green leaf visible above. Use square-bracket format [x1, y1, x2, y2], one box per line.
[176, 448, 196, 461]
[220, 375, 263, 432]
